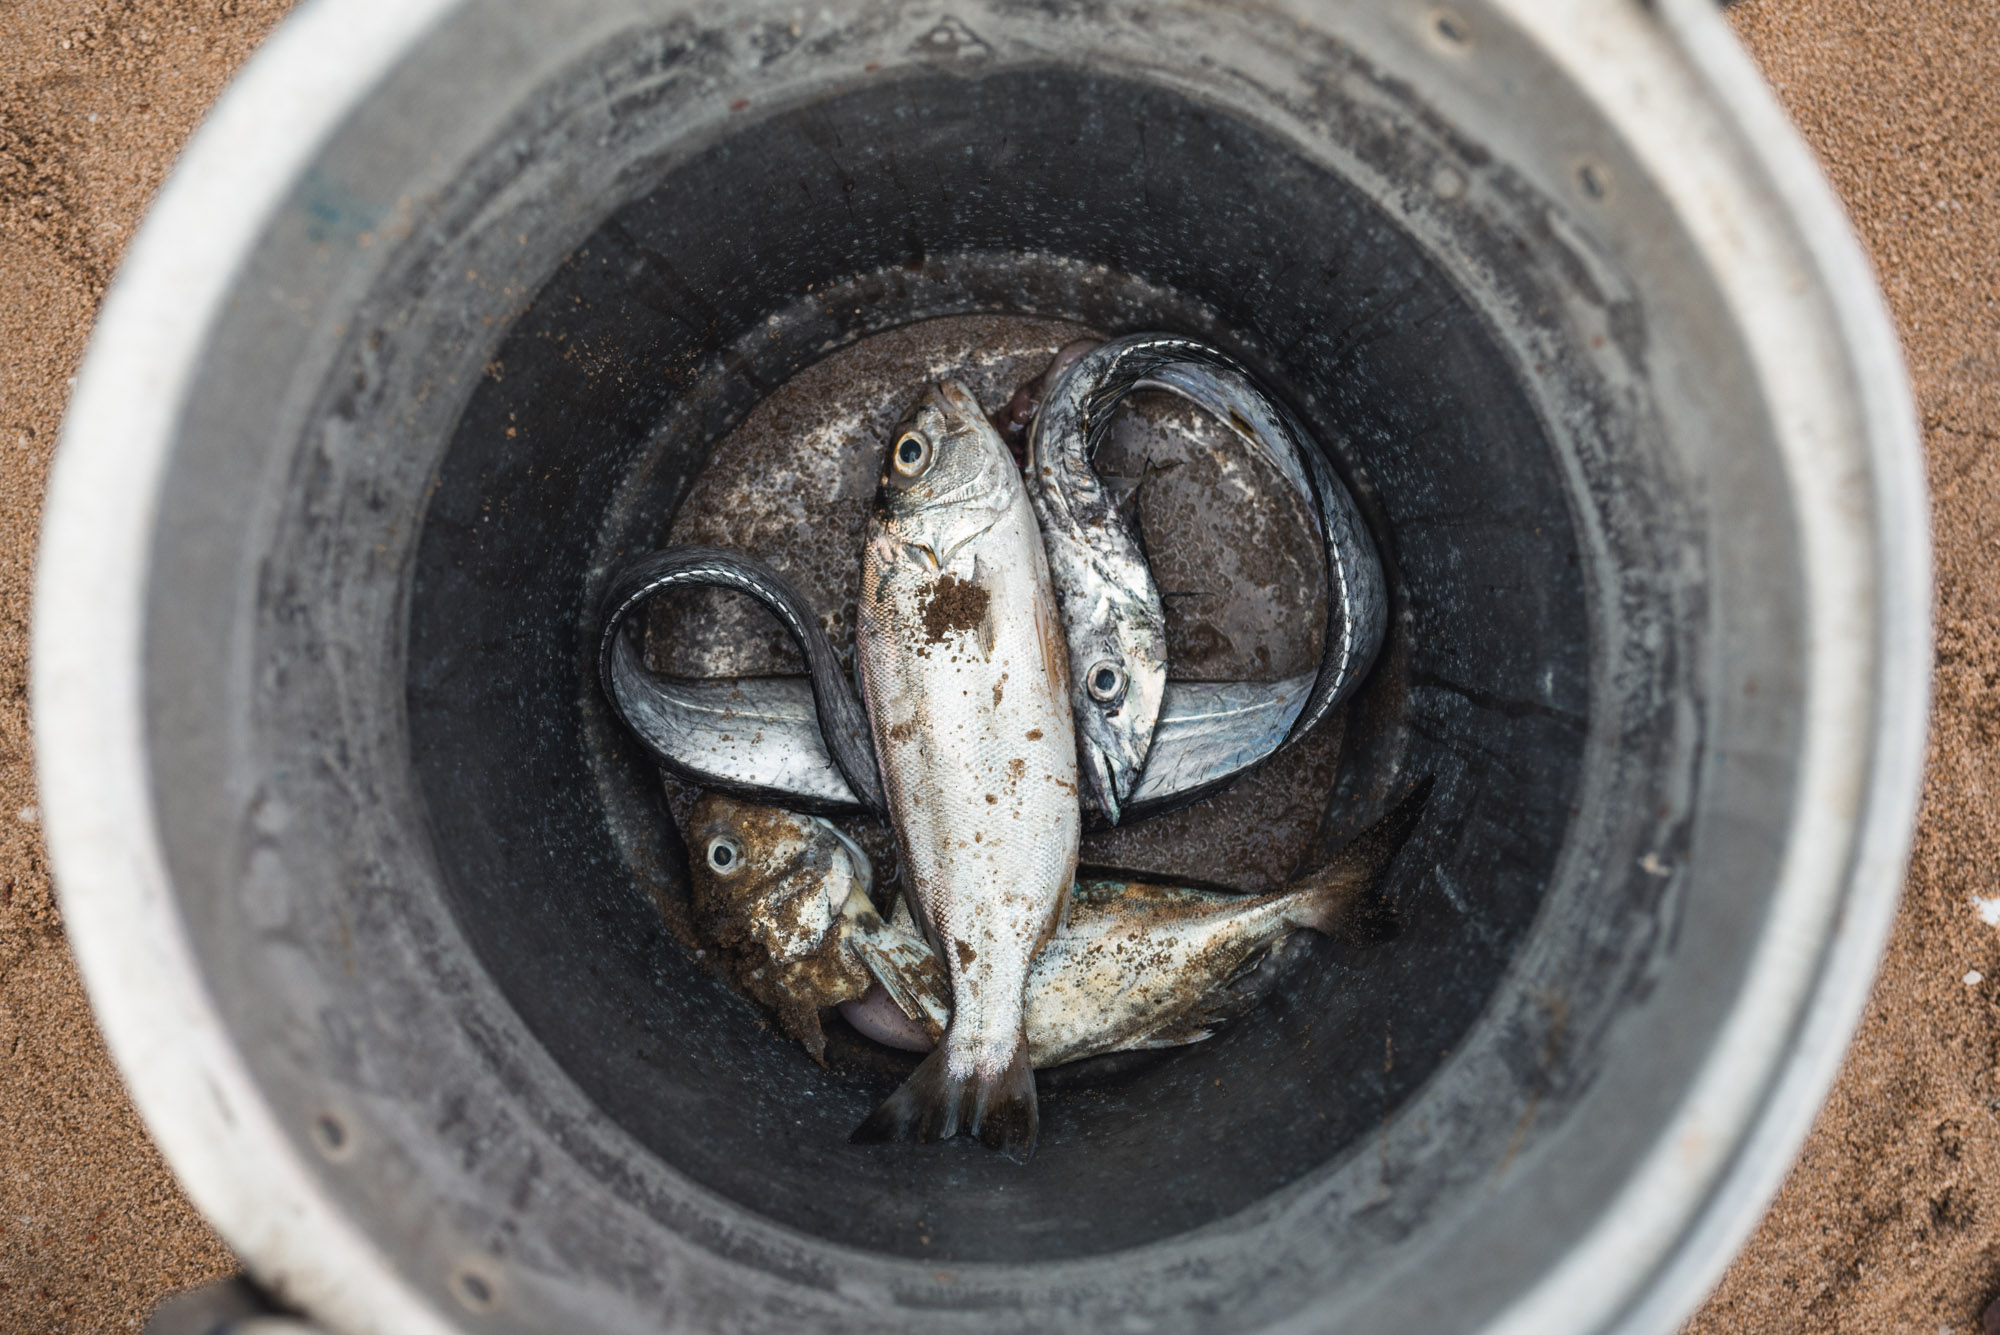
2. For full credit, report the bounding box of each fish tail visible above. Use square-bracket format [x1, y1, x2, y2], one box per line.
[1284, 862, 1369, 935]
[971, 1042, 1038, 1160]
[1288, 775, 1435, 934]
[851, 1046, 964, 1146]
[850, 1035, 1040, 1161]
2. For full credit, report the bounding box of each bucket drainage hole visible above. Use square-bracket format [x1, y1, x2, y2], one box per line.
[1576, 160, 1612, 202]
[1429, 9, 1471, 49]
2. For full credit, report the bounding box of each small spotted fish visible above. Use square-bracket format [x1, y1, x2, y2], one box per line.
[683, 790, 945, 1055]
[683, 792, 886, 1061]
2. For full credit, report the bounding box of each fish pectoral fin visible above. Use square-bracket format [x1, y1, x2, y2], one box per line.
[902, 541, 942, 572]
[846, 922, 951, 1033]
[1131, 1008, 1220, 1050]
[1128, 1027, 1215, 1051]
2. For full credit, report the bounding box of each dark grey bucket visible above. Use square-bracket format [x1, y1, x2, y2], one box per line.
[35, 2, 1928, 1333]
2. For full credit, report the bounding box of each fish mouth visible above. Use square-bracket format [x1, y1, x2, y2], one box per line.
[1079, 737, 1136, 825]
[816, 816, 880, 918]
[817, 816, 876, 891]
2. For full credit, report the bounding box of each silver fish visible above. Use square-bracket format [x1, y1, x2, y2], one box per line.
[1024, 342, 1170, 825]
[1027, 333, 1388, 762]
[850, 380, 1080, 1157]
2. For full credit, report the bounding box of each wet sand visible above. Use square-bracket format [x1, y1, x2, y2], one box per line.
[0, 0, 1992, 1330]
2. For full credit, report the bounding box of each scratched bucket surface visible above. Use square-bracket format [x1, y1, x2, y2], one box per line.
[34, 3, 1928, 1335]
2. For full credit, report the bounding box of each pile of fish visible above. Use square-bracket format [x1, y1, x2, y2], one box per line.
[598, 334, 1397, 1158]
[686, 787, 1421, 1071]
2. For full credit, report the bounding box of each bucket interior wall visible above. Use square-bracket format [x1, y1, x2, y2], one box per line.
[403, 67, 1589, 1259]
[127, 3, 1815, 1329]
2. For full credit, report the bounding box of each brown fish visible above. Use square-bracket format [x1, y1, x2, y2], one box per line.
[683, 793, 880, 1061]
[850, 380, 1081, 1158]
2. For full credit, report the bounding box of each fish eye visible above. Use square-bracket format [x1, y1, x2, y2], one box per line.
[1086, 660, 1126, 703]
[892, 431, 932, 477]
[706, 835, 746, 876]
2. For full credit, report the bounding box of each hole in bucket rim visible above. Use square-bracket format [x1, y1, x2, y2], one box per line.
[1428, 9, 1472, 51]
[1576, 159, 1612, 202]
[310, 1112, 352, 1161]
[451, 1262, 501, 1314]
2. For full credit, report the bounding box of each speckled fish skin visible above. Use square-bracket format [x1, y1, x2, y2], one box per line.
[851, 870, 1361, 1067]
[683, 791, 882, 1061]
[1024, 340, 1167, 826]
[684, 798, 1372, 1069]
[1021, 876, 1351, 1065]
[851, 379, 1079, 1157]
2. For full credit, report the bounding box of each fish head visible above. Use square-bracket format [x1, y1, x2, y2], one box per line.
[1072, 609, 1168, 824]
[687, 793, 875, 962]
[880, 380, 1017, 529]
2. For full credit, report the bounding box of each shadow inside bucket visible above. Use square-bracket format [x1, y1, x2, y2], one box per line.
[405, 67, 1588, 1263]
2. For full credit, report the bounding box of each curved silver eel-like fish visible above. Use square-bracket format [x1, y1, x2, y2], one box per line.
[603, 607, 1311, 824]
[1042, 333, 1388, 751]
[596, 546, 886, 817]
[598, 341, 1386, 823]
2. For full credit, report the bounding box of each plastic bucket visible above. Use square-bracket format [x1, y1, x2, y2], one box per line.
[34, 1, 1929, 1331]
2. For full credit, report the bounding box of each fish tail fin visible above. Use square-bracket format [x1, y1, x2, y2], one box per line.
[850, 1035, 1039, 1161]
[1288, 776, 1435, 935]
[851, 1045, 968, 1147]
[971, 1041, 1038, 1161]
[1285, 863, 1370, 936]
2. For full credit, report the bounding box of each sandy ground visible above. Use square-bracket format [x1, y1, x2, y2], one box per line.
[0, 1, 1992, 1331]
[0, 5, 293, 1330]
[1687, 2, 2000, 1329]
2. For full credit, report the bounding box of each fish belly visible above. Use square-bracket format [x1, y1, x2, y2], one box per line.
[857, 490, 1080, 1076]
